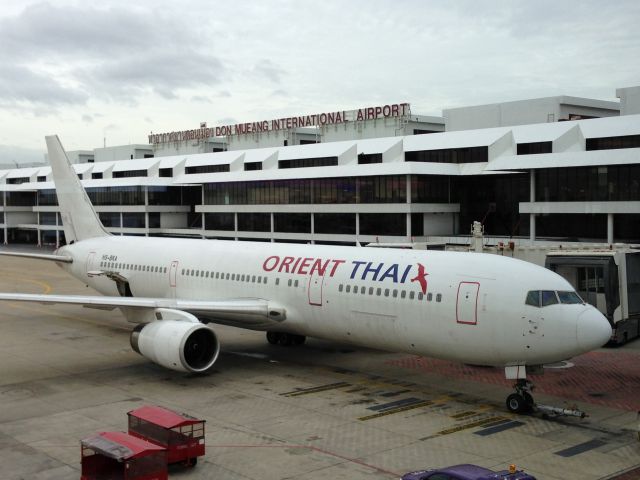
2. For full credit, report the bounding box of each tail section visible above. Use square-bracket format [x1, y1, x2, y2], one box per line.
[45, 135, 108, 243]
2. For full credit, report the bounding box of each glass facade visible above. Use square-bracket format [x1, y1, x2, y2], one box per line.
[315, 213, 356, 234]
[122, 212, 145, 228]
[536, 214, 607, 241]
[113, 169, 147, 178]
[411, 175, 450, 203]
[517, 142, 552, 155]
[87, 187, 144, 205]
[244, 162, 262, 171]
[39, 212, 57, 225]
[357, 153, 382, 164]
[274, 213, 311, 233]
[148, 212, 161, 228]
[237, 213, 270, 232]
[586, 134, 640, 151]
[360, 213, 405, 236]
[99, 212, 121, 227]
[405, 146, 488, 163]
[186, 164, 230, 174]
[278, 157, 338, 169]
[456, 174, 530, 237]
[38, 189, 58, 206]
[205, 213, 234, 230]
[203, 175, 406, 205]
[6, 192, 36, 206]
[535, 165, 640, 202]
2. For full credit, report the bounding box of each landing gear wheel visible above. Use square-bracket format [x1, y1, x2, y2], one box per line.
[266, 332, 306, 346]
[506, 393, 527, 413]
[506, 379, 535, 414]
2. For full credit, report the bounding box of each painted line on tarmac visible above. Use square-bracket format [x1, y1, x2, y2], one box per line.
[281, 381, 351, 397]
[358, 400, 433, 421]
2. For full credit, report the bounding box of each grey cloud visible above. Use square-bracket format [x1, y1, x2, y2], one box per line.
[0, 3, 225, 108]
[0, 64, 89, 107]
[252, 59, 285, 84]
[0, 144, 46, 166]
[82, 114, 93, 123]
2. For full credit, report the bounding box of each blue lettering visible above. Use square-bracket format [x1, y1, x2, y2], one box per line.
[400, 265, 412, 283]
[350, 260, 367, 279]
[362, 262, 383, 280]
[379, 264, 399, 283]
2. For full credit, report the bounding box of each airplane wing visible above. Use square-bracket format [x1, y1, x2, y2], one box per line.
[0, 293, 286, 329]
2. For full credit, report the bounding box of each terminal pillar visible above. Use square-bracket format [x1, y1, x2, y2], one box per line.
[529, 170, 536, 244]
[607, 213, 614, 244]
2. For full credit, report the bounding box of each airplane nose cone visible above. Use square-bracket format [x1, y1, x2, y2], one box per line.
[577, 308, 612, 350]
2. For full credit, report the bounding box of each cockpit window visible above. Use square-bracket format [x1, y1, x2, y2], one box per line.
[558, 291, 583, 304]
[525, 290, 540, 307]
[541, 290, 559, 306]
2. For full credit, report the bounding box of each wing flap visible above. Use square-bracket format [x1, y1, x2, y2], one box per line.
[0, 293, 286, 328]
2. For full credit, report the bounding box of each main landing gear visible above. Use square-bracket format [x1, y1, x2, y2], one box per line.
[266, 331, 306, 346]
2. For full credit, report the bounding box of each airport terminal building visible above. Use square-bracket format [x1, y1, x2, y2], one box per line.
[1, 89, 639, 248]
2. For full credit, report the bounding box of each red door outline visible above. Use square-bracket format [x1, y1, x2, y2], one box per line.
[456, 281, 480, 325]
[308, 273, 323, 306]
[169, 261, 179, 288]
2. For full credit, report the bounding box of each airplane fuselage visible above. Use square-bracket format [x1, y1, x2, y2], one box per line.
[58, 235, 607, 367]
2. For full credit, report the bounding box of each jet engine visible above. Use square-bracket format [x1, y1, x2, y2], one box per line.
[130, 320, 220, 373]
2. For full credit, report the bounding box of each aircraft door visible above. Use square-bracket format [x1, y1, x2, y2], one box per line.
[456, 281, 479, 325]
[169, 261, 178, 296]
[308, 271, 323, 306]
[86, 251, 97, 276]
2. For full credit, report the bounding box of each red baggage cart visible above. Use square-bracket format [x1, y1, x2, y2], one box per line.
[127, 405, 205, 466]
[81, 431, 167, 480]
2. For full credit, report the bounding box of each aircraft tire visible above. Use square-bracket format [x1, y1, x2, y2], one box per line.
[293, 334, 306, 345]
[266, 331, 279, 345]
[506, 393, 527, 414]
[277, 333, 294, 346]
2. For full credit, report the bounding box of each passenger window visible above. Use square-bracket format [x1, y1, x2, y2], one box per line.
[346, 285, 350, 293]
[215, 272, 220, 279]
[384, 289, 389, 297]
[401, 290, 406, 299]
[232, 274, 236, 281]
[288, 279, 292, 287]
[369, 287, 374, 295]
[275, 278, 279, 285]
[361, 286, 366, 294]
[353, 286, 358, 294]
[181, 268, 185, 275]
[558, 291, 584, 304]
[409, 291, 415, 300]
[436, 293, 442, 302]
[252, 275, 256, 283]
[263, 277, 267, 284]
[294, 280, 299, 287]
[427, 293, 433, 301]
[392, 289, 398, 298]
[339, 284, 343, 292]
[376, 288, 381, 296]
[542, 290, 559, 306]
[225, 273, 230, 280]
[525, 290, 540, 307]
[418, 292, 423, 300]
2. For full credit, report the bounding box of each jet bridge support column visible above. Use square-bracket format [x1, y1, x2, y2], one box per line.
[529, 169, 536, 244]
[607, 213, 614, 244]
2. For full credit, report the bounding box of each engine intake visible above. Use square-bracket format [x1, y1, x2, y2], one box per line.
[130, 320, 220, 373]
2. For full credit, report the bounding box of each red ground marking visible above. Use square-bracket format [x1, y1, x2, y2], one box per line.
[386, 350, 640, 412]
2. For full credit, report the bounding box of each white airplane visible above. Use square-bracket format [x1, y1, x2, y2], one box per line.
[0, 136, 611, 414]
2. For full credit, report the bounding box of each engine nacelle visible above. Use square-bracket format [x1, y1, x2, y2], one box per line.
[130, 320, 220, 373]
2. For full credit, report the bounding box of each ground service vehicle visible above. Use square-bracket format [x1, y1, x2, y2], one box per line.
[128, 405, 205, 466]
[401, 463, 536, 480]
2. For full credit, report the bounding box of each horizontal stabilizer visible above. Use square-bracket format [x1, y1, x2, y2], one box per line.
[0, 251, 73, 263]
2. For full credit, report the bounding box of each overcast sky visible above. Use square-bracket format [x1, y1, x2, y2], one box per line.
[0, 0, 638, 163]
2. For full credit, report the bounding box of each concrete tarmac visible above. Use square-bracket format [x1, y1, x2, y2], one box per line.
[1, 254, 639, 479]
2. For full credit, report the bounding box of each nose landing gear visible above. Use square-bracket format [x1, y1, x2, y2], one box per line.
[506, 379, 534, 413]
[505, 379, 587, 418]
